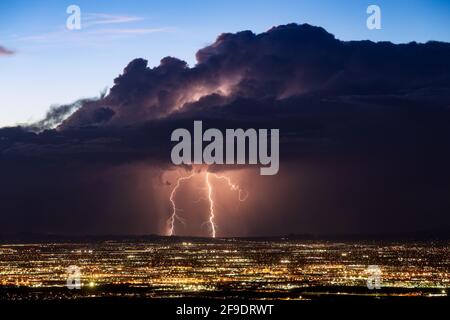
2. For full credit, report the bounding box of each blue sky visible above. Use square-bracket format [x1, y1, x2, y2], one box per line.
[0, 0, 449, 127]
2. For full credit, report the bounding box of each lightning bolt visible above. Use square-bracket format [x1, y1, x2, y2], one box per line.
[205, 172, 248, 238]
[167, 170, 248, 238]
[208, 173, 249, 202]
[167, 172, 195, 236]
[205, 172, 216, 238]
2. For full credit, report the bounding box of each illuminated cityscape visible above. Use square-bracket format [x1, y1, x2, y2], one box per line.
[0, 238, 448, 301]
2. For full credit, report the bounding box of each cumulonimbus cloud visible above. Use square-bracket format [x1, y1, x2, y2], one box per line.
[2, 23, 450, 165]
[1, 24, 450, 235]
[59, 23, 450, 129]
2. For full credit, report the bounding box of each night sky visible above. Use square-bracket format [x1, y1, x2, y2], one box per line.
[1, 21, 450, 236]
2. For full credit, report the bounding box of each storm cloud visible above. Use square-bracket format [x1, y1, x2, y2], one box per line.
[1, 24, 450, 236]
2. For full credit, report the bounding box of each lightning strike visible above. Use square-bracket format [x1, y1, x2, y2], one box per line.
[167, 170, 248, 238]
[205, 172, 248, 238]
[208, 173, 249, 202]
[167, 172, 195, 236]
[206, 172, 216, 238]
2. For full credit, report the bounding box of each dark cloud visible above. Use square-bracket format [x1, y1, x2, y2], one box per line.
[0, 45, 15, 56]
[61, 23, 450, 128]
[1, 24, 450, 236]
[27, 96, 103, 132]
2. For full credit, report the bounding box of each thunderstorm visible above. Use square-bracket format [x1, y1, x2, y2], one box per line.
[166, 170, 248, 237]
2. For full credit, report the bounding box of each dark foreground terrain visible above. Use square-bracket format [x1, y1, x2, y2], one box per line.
[1, 294, 448, 318]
